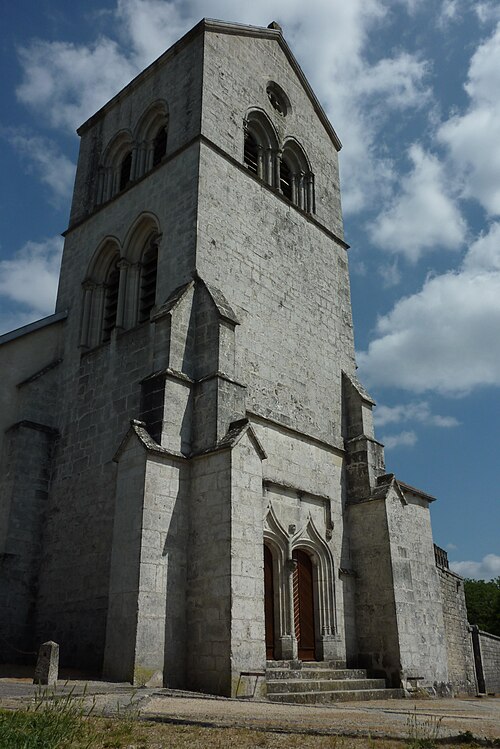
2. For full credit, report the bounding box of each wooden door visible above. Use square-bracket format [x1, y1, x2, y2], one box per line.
[293, 549, 317, 661]
[264, 545, 275, 660]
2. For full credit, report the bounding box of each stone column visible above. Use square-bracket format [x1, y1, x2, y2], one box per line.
[130, 146, 139, 181]
[298, 172, 305, 211]
[80, 280, 96, 348]
[273, 149, 282, 191]
[128, 262, 142, 327]
[93, 284, 105, 343]
[256, 145, 265, 180]
[285, 555, 298, 659]
[115, 259, 129, 330]
[145, 140, 154, 172]
[96, 169, 105, 204]
[306, 173, 315, 213]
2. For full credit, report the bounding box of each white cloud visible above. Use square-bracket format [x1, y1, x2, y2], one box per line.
[7, 134, 75, 205]
[374, 401, 459, 428]
[381, 430, 417, 449]
[0, 237, 63, 333]
[438, 22, 500, 216]
[450, 553, 500, 580]
[378, 260, 401, 288]
[446, 543, 458, 551]
[356, 54, 430, 110]
[358, 222, 500, 395]
[438, 0, 461, 26]
[16, 38, 138, 132]
[475, 2, 500, 24]
[370, 145, 467, 261]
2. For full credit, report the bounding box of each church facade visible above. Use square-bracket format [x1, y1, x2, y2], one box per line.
[0, 19, 476, 698]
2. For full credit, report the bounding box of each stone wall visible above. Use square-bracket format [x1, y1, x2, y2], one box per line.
[436, 566, 476, 695]
[472, 627, 500, 694]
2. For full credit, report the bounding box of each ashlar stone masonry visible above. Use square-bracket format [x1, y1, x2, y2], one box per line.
[0, 19, 477, 697]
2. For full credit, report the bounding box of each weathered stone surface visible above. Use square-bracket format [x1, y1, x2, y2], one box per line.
[0, 18, 485, 701]
[34, 641, 59, 685]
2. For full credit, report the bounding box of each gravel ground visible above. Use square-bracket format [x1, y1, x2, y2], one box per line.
[1, 678, 499, 741]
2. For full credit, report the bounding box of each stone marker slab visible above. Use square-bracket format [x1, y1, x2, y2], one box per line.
[34, 641, 59, 685]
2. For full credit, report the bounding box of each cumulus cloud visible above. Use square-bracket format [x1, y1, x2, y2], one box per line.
[7, 133, 75, 205]
[450, 553, 500, 580]
[16, 38, 138, 132]
[358, 222, 500, 395]
[370, 145, 467, 261]
[374, 401, 459, 428]
[380, 430, 417, 449]
[438, 22, 500, 216]
[14, 0, 432, 215]
[0, 237, 63, 334]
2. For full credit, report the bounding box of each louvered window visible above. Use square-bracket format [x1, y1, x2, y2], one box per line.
[244, 132, 259, 174]
[152, 126, 167, 167]
[119, 151, 132, 191]
[139, 244, 158, 323]
[102, 264, 119, 341]
[280, 158, 293, 200]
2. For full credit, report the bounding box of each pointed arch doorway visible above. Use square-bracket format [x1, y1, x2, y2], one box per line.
[264, 544, 275, 659]
[293, 549, 317, 661]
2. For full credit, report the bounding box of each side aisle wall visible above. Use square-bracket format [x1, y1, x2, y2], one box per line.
[437, 566, 476, 695]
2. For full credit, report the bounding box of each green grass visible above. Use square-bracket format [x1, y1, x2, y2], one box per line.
[0, 687, 97, 749]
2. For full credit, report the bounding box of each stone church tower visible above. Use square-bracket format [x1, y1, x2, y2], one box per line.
[0, 19, 476, 698]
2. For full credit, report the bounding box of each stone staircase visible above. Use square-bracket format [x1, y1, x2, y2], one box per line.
[266, 661, 403, 704]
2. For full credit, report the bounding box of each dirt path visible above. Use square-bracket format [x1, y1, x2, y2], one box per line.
[1, 678, 499, 741]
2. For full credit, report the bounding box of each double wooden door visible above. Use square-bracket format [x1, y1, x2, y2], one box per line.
[264, 545, 317, 661]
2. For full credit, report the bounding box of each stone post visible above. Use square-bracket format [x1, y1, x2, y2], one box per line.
[34, 641, 59, 686]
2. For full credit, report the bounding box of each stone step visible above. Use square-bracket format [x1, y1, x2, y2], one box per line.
[266, 677, 387, 694]
[266, 660, 346, 669]
[267, 688, 404, 704]
[266, 668, 368, 681]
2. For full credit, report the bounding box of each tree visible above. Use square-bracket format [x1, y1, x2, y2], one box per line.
[464, 577, 500, 636]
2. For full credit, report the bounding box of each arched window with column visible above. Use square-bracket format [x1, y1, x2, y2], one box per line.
[134, 100, 169, 179]
[80, 238, 122, 348]
[122, 213, 161, 327]
[96, 131, 134, 205]
[243, 109, 280, 188]
[280, 139, 315, 214]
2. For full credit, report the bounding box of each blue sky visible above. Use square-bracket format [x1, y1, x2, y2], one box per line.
[1, 0, 499, 579]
